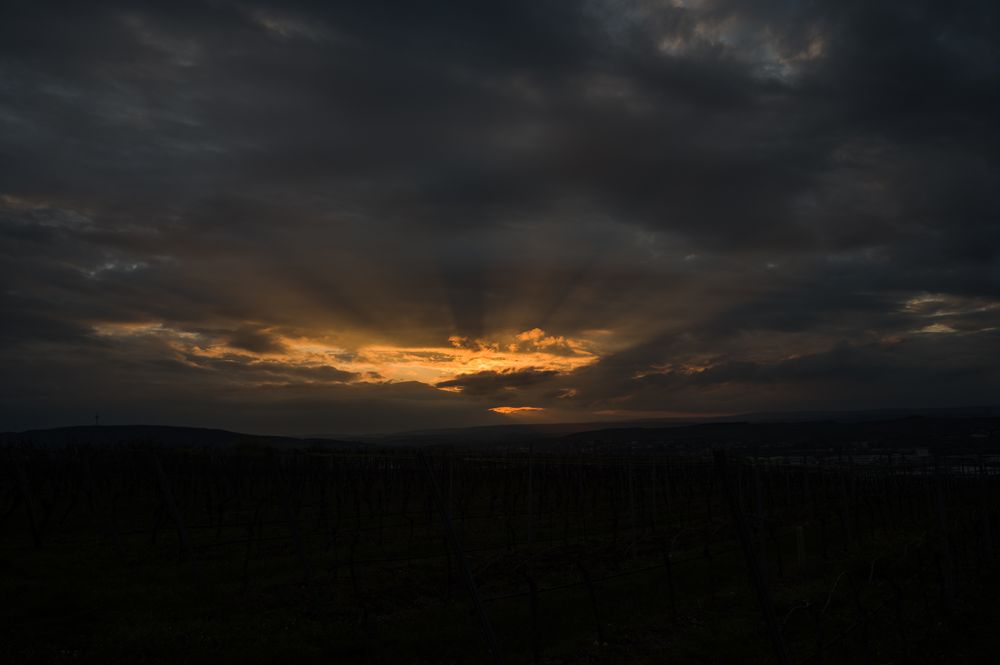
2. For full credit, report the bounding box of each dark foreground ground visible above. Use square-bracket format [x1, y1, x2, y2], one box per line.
[3, 420, 1000, 663]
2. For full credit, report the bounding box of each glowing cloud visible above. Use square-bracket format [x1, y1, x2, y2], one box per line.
[489, 406, 545, 415]
[90, 323, 603, 389]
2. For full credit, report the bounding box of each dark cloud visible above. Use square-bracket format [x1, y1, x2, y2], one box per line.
[1, 0, 998, 433]
[562, 330, 1000, 415]
[435, 368, 560, 397]
[225, 325, 287, 355]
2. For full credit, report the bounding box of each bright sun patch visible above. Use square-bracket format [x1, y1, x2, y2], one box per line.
[489, 406, 545, 415]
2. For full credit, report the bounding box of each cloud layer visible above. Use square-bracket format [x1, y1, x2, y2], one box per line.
[2, 1, 998, 434]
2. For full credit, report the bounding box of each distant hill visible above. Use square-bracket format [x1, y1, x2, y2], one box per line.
[0, 425, 364, 451]
[5, 406, 999, 453]
[364, 419, 696, 446]
[365, 405, 1000, 446]
[541, 416, 1000, 454]
[712, 405, 1000, 424]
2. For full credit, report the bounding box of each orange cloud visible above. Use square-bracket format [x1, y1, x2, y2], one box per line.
[91, 323, 604, 389]
[489, 406, 545, 415]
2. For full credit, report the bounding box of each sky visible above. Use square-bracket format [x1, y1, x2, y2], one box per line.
[2, 0, 999, 436]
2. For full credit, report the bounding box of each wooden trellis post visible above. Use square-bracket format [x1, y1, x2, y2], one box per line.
[420, 453, 502, 665]
[715, 450, 790, 665]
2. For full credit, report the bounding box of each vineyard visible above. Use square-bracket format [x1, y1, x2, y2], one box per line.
[3, 442, 999, 663]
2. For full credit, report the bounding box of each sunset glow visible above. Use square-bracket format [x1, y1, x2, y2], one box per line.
[92, 322, 602, 388]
